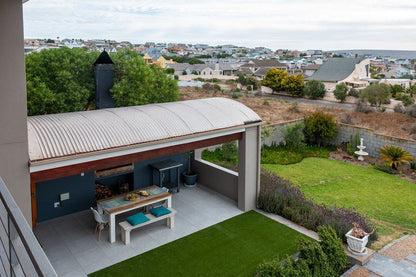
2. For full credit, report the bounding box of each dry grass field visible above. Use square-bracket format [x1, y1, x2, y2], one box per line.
[179, 87, 416, 140]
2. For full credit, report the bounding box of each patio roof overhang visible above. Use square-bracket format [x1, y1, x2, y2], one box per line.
[28, 97, 262, 183]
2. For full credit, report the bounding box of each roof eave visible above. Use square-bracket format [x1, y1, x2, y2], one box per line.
[28, 123, 262, 168]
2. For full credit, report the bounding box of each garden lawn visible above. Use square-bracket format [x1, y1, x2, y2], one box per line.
[89, 211, 309, 277]
[263, 158, 416, 230]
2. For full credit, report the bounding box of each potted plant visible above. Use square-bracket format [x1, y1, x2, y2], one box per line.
[182, 151, 197, 187]
[345, 222, 373, 255]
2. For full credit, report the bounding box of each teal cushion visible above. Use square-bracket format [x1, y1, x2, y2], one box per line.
[150, 206, 171, 217]
[127, 213, 149, 226]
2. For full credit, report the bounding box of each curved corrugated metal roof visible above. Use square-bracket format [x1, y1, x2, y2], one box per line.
[27, 98, 261, 162]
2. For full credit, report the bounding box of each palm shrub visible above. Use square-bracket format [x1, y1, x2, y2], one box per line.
[303, 112, 338, 146]
[379, 145, 414, 170]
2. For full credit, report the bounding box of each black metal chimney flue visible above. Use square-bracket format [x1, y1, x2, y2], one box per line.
[94, 50, 115, 109]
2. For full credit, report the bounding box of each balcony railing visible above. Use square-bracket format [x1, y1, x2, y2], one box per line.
[0, 177, 57, 277]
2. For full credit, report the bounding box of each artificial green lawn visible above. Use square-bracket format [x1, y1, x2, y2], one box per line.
[89, 211, 309, 277]
[263, 158, 416, 230]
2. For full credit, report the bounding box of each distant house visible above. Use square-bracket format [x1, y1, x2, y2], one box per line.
[237, 59, 288, 78]
[308, 57, 370, 90]
[240, 59, 288, 73]
[301, 64, 321, 77]
[386, 67, 411, 78]
[154, 56, 175, 69]
[167, 63, 190, 75]
[166, 63, 237, 76]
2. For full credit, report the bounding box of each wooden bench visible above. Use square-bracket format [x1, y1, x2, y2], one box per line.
[119, 208, 176, 245]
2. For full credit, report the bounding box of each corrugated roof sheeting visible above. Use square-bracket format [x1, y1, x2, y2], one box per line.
[28, 98, 261, 162]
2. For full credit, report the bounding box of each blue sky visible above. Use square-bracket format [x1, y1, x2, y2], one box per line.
[23, 0, 416, 50]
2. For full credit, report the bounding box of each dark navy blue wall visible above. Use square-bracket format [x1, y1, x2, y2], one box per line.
[35, 152, 190, 222]
[133, 152, 188, 189]
[36, 172, 95, 222]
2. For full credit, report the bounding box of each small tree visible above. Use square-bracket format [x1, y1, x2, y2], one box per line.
[261, 68, 288, 92]
[333, 82, 348, 102]
[282, 73, 305, 97]
[303, 111, 338, 146]
[359, 83, 391, 108]
[304, 79, 326, 99]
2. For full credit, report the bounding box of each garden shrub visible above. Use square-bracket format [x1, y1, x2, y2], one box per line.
[348, 87, 360, 98]
[255, 226, 347, 277]
[359, 83, 391, 108]
[283, 122, 305, 151]
[317, 226, 347, 274]
[304, 79, 326, 99]
[406, 104, 416, 118]
[355, 99, 373, 113]
[213, 84, 221, 91]
[394, 103, 406, 113]
[231, 92, 240, 99]
[221, 141, 238, 164]
[339, 113, 355, 125]
[287, 102, 299, 113]
[373, 164, 396, 174]
[303, 112, 338, 146]
[201, 143, 238, 169]
[202, 83, 214, 90]
[396, 93, 415, 106]
[258, 169, 377, 244]
[333, 82, 348, 102]
[298, 239, 334, 276]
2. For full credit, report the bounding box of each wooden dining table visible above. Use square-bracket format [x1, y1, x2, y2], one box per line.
[97, 185, 172, 243]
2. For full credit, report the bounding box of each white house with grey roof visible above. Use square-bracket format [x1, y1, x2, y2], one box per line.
[167, 63, 237, 76]
[308, 57, 370, 90]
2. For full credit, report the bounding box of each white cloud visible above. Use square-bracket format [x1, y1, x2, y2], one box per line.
[23, 0, 416, 50]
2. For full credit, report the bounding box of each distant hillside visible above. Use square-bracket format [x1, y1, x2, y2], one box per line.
[332, 50, 416, 59]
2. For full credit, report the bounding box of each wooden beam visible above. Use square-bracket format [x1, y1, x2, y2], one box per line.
[30, 132, 242, 184]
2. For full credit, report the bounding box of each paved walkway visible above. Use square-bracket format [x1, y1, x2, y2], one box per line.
[347, 235, 416, 277]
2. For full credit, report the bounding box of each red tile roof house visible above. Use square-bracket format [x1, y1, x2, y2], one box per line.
[0, 1, 263, 275]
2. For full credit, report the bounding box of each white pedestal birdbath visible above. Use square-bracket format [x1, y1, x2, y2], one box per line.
[354, 138, 368, 161]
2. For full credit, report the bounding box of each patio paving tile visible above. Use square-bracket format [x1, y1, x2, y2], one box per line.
[34, 184, 242, 276]
[405, 253, 416, 263]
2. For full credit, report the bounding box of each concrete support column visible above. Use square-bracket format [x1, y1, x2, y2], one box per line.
[0, 0, 31, 224]
[238, 126, 261, 211]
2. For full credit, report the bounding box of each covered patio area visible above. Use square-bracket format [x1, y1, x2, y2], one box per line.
[34, 184, 242, 276]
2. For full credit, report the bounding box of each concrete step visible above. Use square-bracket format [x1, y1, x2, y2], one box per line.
[365, 253, 416, 277]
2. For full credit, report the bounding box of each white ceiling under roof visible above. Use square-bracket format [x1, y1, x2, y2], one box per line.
[27, 98, 261, 162]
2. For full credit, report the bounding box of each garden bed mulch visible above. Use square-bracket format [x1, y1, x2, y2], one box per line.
[328, 150, 416, 184]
